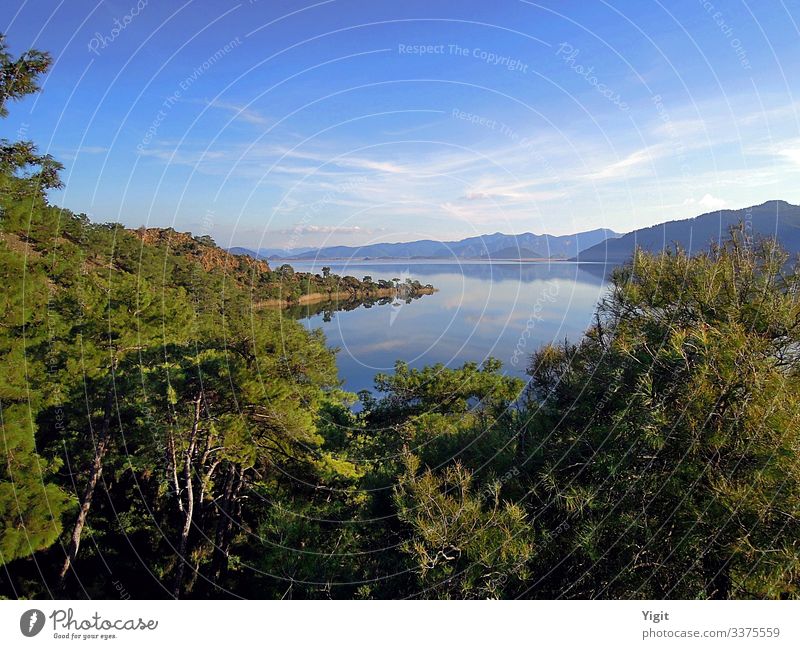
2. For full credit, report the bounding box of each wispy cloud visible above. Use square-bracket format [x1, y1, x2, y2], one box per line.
[205, 99, 271, 126]
[137, 89, 800, 246]
[79, 145, 109, 154]
[59, 145, 109, 160]
[275, 224, 383, 235]
[463, 176, 567, 202]
[585, 145, 664, 181]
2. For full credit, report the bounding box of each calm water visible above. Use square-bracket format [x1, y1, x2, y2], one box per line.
[286, 261, 610, 394]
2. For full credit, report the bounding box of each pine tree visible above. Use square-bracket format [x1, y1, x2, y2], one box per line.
[0, 34, 71, 568]
[525, 233, 800, 598]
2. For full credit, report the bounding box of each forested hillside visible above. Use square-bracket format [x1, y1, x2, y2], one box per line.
[133, 226, 433, 307]
[576, 200, 800, 263]
[2, 36, 799, 600]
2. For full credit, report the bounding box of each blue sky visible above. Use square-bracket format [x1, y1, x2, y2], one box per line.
[3, 0, 800, 249]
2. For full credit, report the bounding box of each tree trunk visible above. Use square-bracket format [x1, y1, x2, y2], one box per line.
[172, 395, 202, 599]
[172, 477, 194, 598]
[167, 432, 182, 511]
[210, 466, 244, 586]
[703, 553, 732, 599]
[58, 390, 114, 586]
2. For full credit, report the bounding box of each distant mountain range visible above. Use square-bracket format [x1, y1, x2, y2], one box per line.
[230, 228, 619, 261]
[228, 246, 318, 258]
[576, 200, 800, 263]
[229, 201, 800, 265]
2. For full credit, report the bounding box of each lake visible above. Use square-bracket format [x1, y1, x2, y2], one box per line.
[285, 261, 610, 394]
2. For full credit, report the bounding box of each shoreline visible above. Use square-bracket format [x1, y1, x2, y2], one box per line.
[276, 257, 559, 263]
[256, 285, 437, 309]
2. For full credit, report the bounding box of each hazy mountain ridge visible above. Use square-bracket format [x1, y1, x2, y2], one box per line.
[231, 228, 619, 261]
[229, 245, 317, 258]
[576, 200, 800, 263]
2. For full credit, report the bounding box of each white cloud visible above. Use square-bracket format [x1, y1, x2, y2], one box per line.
[777, 144, 800, 166]
[275, 224, 380, 235]
[683, 193, 727, 210]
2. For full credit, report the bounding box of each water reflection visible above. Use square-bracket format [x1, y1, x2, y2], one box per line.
[281, 294, 424, 321]
[285, 261, 609, 394]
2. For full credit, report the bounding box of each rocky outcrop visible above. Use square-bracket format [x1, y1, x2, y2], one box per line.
[132, 227, 271, 275]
